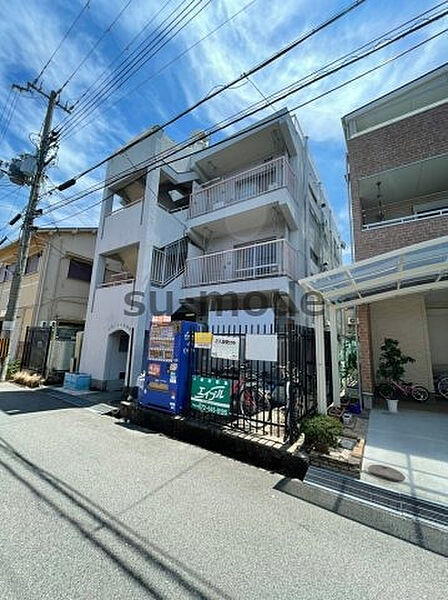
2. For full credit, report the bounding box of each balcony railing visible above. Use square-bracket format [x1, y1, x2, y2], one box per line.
[188, 156, 296, 219]
[363, 206, 448, 230]
[98, 272, 135, 288]
[150, 237, 188, 287]
[183, 239, 297, 288]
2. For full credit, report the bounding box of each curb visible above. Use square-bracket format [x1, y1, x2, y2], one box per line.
[274, 476, 448, 557]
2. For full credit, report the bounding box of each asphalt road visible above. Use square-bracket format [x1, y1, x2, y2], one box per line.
[0, 382, 446, 600]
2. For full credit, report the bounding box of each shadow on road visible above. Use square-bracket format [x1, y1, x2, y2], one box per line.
[0, 436, 232, 600]
[0, 386, 76, 416]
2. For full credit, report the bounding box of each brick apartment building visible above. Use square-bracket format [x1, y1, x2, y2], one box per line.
[342, 65, 448, 400]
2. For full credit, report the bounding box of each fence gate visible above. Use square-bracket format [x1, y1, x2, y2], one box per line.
[189, 324, 321, 444]
[21, 326, 52, 375]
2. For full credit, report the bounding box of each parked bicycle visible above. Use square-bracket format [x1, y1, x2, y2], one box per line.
[376, 379, 430, 403]
[435, 375, 448, 399]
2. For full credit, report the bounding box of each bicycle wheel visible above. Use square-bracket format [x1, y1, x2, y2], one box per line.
[411, 385, 429, 403]
[239, 386, 267, 417]
[437, 376, 448, 399]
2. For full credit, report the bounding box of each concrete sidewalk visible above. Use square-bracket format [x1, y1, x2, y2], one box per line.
[361, 408, 448, 505]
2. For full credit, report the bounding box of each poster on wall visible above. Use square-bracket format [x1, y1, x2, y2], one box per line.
[190, 376, 231, 416]
[211, 335, 240, 361]
[194, 331, 213, 349]
[245, 334, 278, 362]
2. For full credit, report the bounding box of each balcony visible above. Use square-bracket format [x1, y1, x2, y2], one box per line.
[359, 154, 448, 231]
[187, 156, 297, 234]
[183, 239, 297, 289]
[363, 206, 448, 230]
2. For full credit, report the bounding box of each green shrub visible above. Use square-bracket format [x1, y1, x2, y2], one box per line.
[7, 359, 21, 379]
[302, 415, 343, 453]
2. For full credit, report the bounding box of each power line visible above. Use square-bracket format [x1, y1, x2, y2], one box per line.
[56, 0, 367, 185]
[49, 5, 448, 211]
[59, 0, 135, 93]
[0, 89, 19, 145]
[55, 0, 178, 131]
[61, 0, 260, 142]
[39, 25, 446, 230]
[57, 0, 209, 137]
[34, 0, 92, 85]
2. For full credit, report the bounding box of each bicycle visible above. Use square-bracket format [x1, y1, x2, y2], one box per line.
[376, 379, 430, 403]
[436, 375, 448, 399]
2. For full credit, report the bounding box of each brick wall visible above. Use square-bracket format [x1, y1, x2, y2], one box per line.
[357, 305, 374, 395]
[354, 216, 448, 261]
[348, 103, 448, 260]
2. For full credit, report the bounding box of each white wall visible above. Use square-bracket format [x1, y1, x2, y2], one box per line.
[370, 294, 434, 390]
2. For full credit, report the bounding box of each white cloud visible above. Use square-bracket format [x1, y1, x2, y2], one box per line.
[0, 0, 446, 234]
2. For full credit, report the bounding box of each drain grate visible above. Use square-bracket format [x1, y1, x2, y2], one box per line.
[305, 466, 448, 528]
[87, 403, 115, 416]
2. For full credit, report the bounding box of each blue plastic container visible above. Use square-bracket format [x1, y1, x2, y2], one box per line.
[63, 372, 91, 391]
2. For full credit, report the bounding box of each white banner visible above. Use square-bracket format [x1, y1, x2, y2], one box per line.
[211, 335, 240, 361]
[245, 334, 278, 362]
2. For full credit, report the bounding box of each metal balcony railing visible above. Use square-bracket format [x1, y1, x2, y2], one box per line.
[183, 239, 297, 288]
[188, 156, 296, 219]
[363, 206, 448, 230]
[150, 237, 188, 287]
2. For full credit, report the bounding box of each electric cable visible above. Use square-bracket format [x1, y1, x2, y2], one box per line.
[41, 26, 447, 226]
[58, 0, 135, 93]
[60, 0, 260, 142]
[48, 7, 448, 211]
[34, 0, 92, 84]
[57, 0, 209, 136]
[56, 0, 364, 144]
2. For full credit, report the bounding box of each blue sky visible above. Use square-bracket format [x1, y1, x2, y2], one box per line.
[0, 0, 446, 259]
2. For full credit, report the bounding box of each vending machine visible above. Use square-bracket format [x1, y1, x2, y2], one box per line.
[138, 320, 198, 414]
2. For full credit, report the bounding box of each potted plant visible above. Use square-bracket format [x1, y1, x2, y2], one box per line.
[377, 338, 415, 412]
[302, 415, 343, 454]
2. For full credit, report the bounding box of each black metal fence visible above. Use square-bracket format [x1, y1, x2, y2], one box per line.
[21, 326, 52, 375]
[189, 324, 322, 443]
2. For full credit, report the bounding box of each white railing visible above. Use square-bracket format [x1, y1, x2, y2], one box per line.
[183, 239, 297, 288]
[98, 275, 135, 288]
[363, 206, 448, 230]
[189, 156, 296, 218]
[150, 237, 188, 287]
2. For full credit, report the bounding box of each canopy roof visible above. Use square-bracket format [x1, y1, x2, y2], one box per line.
[299, 235, 448, 308]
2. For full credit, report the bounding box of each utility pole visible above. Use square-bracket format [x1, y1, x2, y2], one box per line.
[0, 83, 70, 380]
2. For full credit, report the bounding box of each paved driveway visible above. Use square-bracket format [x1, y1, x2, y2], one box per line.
[361, 407, 448, 505]
[0, 382, 447, 599]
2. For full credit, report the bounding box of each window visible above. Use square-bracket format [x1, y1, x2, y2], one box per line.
[1, 264, 15, 282]
[25, 253, 40, 275]
[67, 258, 92, 282]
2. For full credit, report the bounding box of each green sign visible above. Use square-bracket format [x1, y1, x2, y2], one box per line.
[191, 376, 231, 416]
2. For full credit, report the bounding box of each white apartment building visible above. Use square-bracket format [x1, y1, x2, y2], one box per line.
[80, 109, 342, 391]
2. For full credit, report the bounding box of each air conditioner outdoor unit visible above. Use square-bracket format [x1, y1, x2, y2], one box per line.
[347, 317, 356, 325]
[49, 320, 57, 328]
[40, 320, 48, 327]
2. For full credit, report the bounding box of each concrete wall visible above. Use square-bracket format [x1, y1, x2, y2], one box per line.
[370, 295, 434, 391]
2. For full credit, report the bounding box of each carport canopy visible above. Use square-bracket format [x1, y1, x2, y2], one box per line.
[300, 235, 448, 308]
[298, 235, 448, 414]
